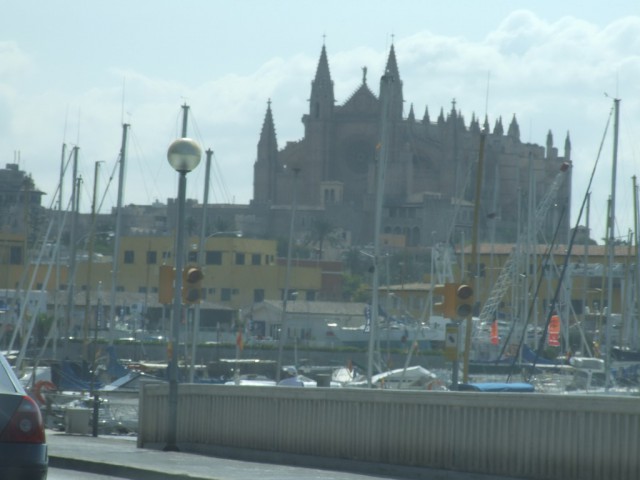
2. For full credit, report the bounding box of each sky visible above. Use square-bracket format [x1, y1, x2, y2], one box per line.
[1, 1, 639, 243]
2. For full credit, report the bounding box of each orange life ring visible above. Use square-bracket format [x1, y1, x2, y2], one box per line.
[33, 380, 56, 405]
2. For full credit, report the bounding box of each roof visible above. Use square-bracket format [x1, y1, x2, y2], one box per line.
[259, 300, 366, 316]
[459, 243, 633, 257]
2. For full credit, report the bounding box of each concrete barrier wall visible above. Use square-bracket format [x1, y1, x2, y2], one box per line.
[138, 384, 640, 480]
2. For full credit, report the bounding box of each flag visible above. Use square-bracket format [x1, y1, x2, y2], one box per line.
[548, 314, 560, 347]
[236, 330, 243, 352]
[490, 320, 499, 345]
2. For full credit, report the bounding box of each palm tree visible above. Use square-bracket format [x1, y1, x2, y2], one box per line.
[306, 218, 336, 260]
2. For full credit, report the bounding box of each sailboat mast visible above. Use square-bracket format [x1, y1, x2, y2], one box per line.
[53, 143, 66, 358]
[109, 124, 129, 344]
[367, 72, 393, 385]
[64, 148, 80, 355]
[83, 161, 101, 361]
[605, 98, 620, 389]
[190, 148, 212, 382]
[633, 176, 640, 349]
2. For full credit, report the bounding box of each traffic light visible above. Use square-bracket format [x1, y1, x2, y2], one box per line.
[182, 265, 204, 304]
[455, 284, 474, 318]
[432, 283, 458, 318]
[158, 265, 175, 304]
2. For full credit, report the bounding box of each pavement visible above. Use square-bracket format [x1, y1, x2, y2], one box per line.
[46, 430, 524, 480]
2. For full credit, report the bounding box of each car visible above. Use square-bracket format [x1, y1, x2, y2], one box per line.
[0, 352, 48, 479]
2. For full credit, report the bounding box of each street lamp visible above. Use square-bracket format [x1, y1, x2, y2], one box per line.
[165, 137, 202, 452]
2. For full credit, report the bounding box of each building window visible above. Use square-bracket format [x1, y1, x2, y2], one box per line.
[10, 246, 22, 265]
[305, 291, 316, 301]
[254, 289, 265, 302]
[124, 250, 134, 264]
[221, 288, 232, 301]
[147, 251, 157, 265]
[251, 254, 261, 265]
[139, 287, 147, 293]
[467, 263, 486, 278]
[187, 251, 197, 263]
[206, 251, 222, 265]
[235, 253, 245, 265]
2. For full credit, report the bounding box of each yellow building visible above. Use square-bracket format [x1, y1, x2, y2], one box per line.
[383, 242, 638, 329]
[458, 243, 636, 320]
[18, 235, 328, 312]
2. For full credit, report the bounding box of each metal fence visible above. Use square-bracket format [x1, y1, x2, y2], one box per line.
[138, 384, 640, 480]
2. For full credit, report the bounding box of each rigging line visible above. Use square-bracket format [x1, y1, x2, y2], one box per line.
[211, 152, 233, 204]
[43, 146, 75, 211]
[189, 109, 233, 204]
[504, 206, 566, 383]
[96, 153, 121, 215]
[128, 127, 161, 204]
[527, 103, 615, 376]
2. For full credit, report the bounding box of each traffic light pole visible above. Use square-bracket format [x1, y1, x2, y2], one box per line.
[462, 130, 486, 383]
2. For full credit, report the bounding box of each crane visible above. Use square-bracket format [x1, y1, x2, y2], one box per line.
[477, 161, 571, 325]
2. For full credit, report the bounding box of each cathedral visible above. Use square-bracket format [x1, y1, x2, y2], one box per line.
[251, 44, 572, 249]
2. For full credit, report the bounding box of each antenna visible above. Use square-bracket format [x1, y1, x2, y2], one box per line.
[121, 77, 126, 125]
[76, 107, 81, 145]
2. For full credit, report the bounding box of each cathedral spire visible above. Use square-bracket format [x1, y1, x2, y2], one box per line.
[379, 43, 404, 120]
[254, 99, 279, 204]
[564, 131, 571, 160]
[493, 116, 504, 136]
[423, 106, 430, 125]
[507, 114, 520, 140]
[309, 44, 335, 120]
[384, 43, 400, 80]
[259, 99, 277, 149]
[408, 103, 415, 123]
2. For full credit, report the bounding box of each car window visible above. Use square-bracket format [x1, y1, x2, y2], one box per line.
[0, 354, 19, 393]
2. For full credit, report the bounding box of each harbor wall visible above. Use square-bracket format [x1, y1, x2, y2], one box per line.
[138, 384, 640, 480]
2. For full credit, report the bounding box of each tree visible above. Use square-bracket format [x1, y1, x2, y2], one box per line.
[305, 218, 337, 260]
[342, 273, 369, 302]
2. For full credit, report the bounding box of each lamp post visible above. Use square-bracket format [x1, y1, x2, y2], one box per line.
[165, 137, 202, 452]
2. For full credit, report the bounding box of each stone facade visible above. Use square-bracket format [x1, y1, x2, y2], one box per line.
[252, 44, 572, 248]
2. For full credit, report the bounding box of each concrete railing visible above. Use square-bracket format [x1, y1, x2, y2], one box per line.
[138, 384, 640, 480]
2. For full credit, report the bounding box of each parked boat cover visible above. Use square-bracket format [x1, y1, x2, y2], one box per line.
[458, 382, 535, 392]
